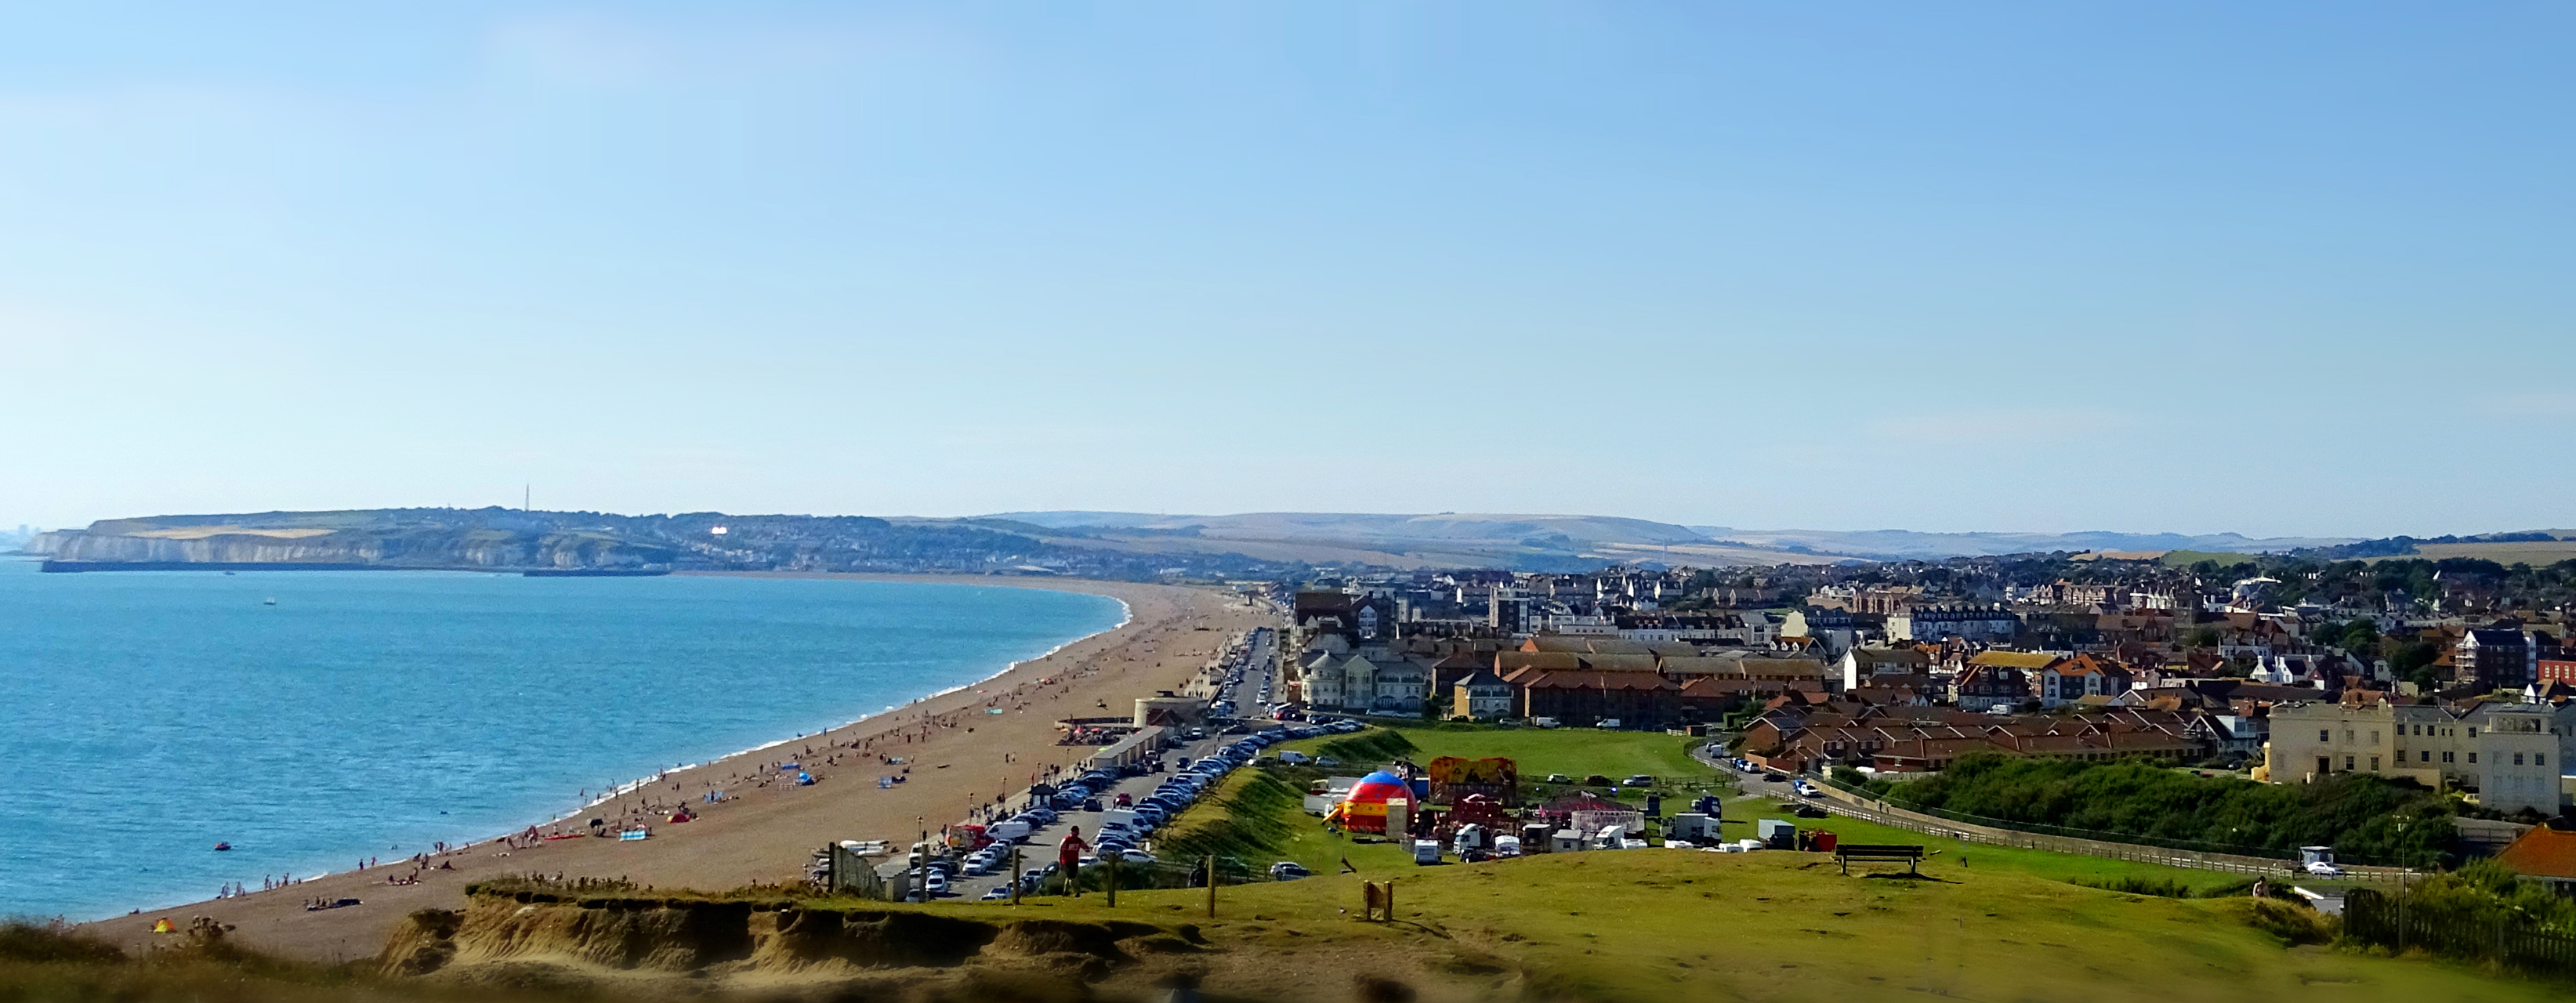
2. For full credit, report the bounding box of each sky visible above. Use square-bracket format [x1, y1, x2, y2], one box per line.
[3, 3, 2571, 538]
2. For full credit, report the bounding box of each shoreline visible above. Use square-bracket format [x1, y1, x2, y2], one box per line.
[78, 574, 1270, 963]
[545, 584, 1136, 824]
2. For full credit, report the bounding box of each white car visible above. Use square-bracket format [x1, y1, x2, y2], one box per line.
[2304, 860, 2344, 877]
[1118, 849, 1156, 864]
[980, 886, 1012, 900]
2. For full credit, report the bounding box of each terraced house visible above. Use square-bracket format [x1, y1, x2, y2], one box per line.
[2266, 696, 2576, 816]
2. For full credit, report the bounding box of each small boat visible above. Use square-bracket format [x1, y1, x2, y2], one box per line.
[213, 842, 232, 851]
[262, 598, 277, 606]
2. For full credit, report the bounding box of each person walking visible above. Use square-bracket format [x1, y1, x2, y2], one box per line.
[1059, 825, 1090, 896]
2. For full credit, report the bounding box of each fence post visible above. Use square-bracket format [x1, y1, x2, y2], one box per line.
[1206, 855, 1217, 918]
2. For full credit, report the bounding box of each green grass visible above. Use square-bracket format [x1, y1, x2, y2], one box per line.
[1721, 794, 2255, 895]
[1154, 768, 1416, 878]
[1279, 722, 1715, 781]
[995, 849, 2553, 1003]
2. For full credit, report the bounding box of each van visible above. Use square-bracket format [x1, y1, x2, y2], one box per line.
[985, 820, 1031, 844]
[1277, 750, 1311, 765]
[1594, 718, 1622, 730]
[1532, 717, 1561, 729]
[1099, 809, 1140, 832]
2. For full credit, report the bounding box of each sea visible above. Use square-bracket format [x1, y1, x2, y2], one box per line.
[0, 559, 1126, 921]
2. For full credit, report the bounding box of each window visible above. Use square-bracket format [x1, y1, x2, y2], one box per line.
[2469, 752, 2478, 763]
[2443, 751, 2455, 762]
[2344, 755, 2355, 770]
[2514, 753, 2525, 766]
[2320, 729, 2332, 743]
[2469, 727, 2478, 737]
[2371, 730, 2380, 744]
[2422, 751, 2432, 762]
[2371, 756, 2381, 770]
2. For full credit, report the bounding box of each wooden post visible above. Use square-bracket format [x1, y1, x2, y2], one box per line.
[1107, 857, 1118, 907]
[1010, 845, 1023, 905]
[1386, 879, 1396, 921]
[1205, 855, 1217, 918]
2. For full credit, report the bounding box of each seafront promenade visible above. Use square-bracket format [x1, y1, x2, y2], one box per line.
[80, 576, 1274, 964]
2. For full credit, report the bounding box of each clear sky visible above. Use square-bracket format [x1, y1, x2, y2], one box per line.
[4, 3, 2571, 538]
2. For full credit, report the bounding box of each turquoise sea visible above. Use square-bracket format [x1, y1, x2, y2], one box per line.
[0, 560, 1125, 921]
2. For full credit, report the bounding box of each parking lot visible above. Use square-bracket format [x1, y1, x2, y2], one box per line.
[882, 627, 1344, 902]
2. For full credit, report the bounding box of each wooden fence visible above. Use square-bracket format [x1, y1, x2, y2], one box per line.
[2345, 888, 2576, 972]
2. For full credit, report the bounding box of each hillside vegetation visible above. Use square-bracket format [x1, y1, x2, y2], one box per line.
[1853, 754, 2457, 864]
[7, 850, 2562, 1003]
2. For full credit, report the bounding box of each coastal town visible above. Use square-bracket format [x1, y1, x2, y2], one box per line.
[778, 549, 2576, 985]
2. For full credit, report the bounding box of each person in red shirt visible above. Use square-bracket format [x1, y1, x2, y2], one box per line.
[1059, 825, 1089, 896]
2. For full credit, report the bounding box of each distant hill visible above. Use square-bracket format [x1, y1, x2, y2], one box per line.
[985, 512, 2357, 567]
[1687, 527, 2358, 561]
[25, 507, 2376, 577]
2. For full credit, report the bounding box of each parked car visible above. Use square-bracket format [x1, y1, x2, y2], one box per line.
[1269, 861, 1312, 881]
[1623, 774, 1656, 788]
[980, 886, 1012, 901]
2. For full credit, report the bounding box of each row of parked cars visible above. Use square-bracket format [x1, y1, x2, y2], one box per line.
[929, 715, 1362, 900]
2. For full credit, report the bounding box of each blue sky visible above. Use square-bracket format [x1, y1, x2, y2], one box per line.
[3, 3, 2571, 538]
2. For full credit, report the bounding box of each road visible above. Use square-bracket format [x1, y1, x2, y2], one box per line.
[900, 626, 1281, 902]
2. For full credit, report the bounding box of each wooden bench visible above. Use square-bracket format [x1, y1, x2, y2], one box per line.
[1834, 843, 1925, 875]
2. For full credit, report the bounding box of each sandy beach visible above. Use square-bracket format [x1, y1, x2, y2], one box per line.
[78, 574, 1274, 964]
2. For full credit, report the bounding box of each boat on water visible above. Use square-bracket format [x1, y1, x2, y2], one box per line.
[263, 598, 277, 606]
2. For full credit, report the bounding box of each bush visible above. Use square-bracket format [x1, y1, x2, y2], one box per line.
[2237, 898, 2339, 947]
[0, 920, 125, 965]
[1861, 752, 2455, 865]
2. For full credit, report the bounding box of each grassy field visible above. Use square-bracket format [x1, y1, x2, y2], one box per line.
[1720, 794, 2256, 895]
[2400, 541, 2576, 565]
[1277, 721, 1716, 781]
[982, 848, 2549, 1003]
